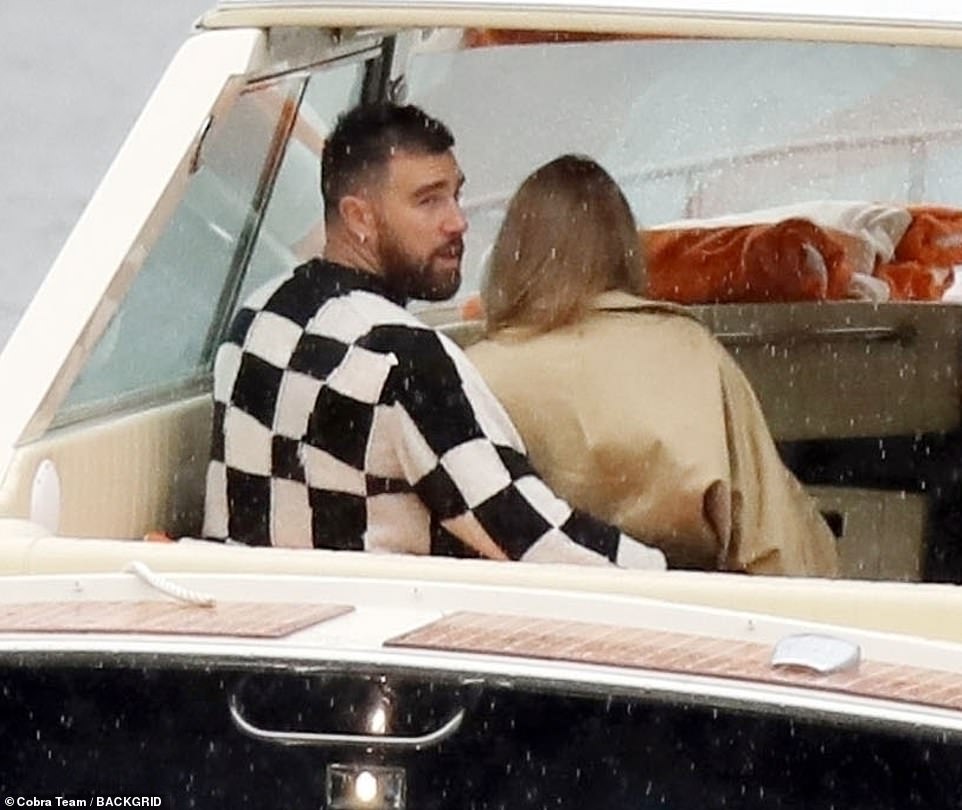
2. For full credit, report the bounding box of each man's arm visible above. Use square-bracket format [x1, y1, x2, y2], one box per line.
[365, 324, 666, 569]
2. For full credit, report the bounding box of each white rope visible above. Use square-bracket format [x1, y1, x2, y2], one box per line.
[124, 561, 217, 607]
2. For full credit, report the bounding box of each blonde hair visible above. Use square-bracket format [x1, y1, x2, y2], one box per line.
[482, 155, 646, 334]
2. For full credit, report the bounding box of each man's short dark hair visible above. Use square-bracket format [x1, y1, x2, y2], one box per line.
[321, 103, 455, 219]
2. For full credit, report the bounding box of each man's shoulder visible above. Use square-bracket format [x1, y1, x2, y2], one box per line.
[224, 259, 474, 379]
[359, 316, 459, 363]
[229, 260, 420, 339]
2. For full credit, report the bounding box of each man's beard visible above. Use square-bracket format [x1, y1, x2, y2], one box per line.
[379, 229, 463, 302]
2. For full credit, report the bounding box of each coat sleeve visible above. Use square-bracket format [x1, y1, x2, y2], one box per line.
[716, 346, 839, 576]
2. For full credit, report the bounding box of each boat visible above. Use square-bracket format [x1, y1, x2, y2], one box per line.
[4, 568, 962, 806]
[2, 1, 962, 804]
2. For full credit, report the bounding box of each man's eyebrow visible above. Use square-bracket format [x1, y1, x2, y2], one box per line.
[412, 174, 466, 197]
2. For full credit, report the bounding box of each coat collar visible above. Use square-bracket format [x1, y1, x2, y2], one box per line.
[589, 290, 704, 323]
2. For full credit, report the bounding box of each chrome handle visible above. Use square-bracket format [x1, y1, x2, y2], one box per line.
[716, 324, 914, 348]
[228, 692, 465, 750]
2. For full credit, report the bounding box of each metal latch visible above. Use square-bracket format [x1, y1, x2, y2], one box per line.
[771, 633, 861, 675]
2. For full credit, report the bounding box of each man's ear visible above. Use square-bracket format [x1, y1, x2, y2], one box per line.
[339, 194, 376, 245]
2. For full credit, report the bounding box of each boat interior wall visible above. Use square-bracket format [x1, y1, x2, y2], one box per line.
[0, 396, 211, 541]
[693, 303, 962, 443]
[808, 485, 926, 580]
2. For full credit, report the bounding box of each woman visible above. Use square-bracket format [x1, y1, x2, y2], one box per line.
[466, 155, 837, 575]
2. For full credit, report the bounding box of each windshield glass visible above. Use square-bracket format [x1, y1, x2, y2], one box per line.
[406, 36, 962, 299]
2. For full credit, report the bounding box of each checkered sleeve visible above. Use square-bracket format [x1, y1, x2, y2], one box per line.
[363, 325, 666, 570]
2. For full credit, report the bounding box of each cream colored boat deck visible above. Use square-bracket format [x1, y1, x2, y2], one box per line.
[3, 524, 962, 646]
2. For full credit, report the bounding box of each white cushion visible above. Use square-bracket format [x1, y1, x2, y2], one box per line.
[652, 200, 912, 263]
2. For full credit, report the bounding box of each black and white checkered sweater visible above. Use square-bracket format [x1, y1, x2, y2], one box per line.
[203, 259, 664, 568]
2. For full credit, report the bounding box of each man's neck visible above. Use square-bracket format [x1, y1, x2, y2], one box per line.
[323, 228, 382, 277]
[318, 228, 408, 306]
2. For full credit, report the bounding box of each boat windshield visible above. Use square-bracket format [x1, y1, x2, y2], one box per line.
[401, 35, 962, 302]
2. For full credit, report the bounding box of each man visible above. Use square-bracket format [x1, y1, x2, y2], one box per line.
[203, 103, 665, 569]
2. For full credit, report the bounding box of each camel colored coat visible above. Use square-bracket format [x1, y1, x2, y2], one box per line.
[466, 291, 838, 576]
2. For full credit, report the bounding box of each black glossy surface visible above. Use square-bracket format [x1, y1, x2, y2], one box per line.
[1, 663, 960, 808]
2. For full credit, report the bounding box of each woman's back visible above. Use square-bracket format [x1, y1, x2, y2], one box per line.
[468, 291, 838, 575]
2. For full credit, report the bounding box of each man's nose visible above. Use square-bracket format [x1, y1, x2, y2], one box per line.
[443, 199, 468, 235]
